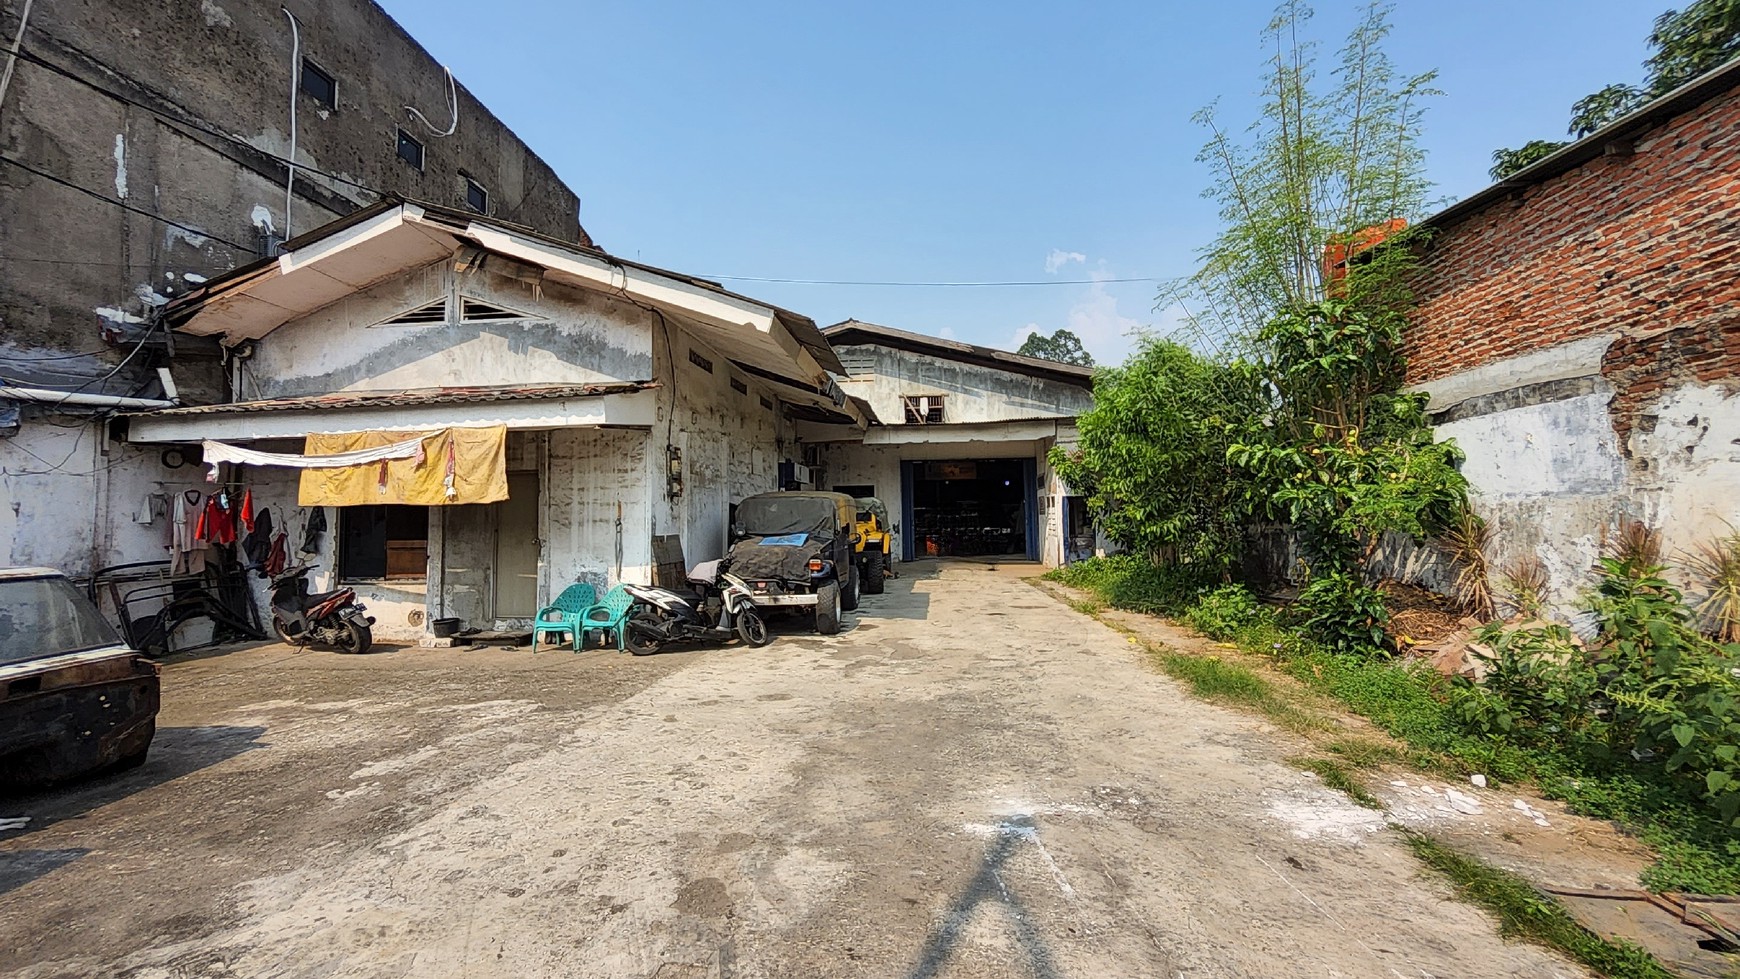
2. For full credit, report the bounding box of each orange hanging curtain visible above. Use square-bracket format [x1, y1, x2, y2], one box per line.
[297, 425, 509, 506]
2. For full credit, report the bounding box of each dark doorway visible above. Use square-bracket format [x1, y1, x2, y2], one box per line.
[908, 459, 1033, 558]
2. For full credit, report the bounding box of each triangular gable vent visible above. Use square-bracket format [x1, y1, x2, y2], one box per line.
[373, 299, 448, 327]
[459, 296, 537, 322]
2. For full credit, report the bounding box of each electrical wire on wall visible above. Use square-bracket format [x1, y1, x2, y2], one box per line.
[404, 65, 458, 137]
[281, 6, 300, 241]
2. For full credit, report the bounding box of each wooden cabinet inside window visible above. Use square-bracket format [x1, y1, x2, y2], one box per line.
[340, 505, 429, 580]
[385, 539, 428, 579]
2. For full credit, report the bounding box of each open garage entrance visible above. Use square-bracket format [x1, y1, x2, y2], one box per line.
[899, 458, 1038, 561]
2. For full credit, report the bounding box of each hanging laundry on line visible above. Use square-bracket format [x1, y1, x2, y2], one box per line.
[200, 437, 427, 482]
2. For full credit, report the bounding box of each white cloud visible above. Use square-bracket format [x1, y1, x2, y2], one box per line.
[1009, 323, 1041, 350]
[937, 326, 957, 340]
[1044, 249, 1086, 274]
[1063, 272, 1142, 362]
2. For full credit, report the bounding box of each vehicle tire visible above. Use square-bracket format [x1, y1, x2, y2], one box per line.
[736, 608, 772, 647]
[624, 609, 662, 656]
[863, 549, 886, 594]
[336, 620, 372, 654]
[112, 720, 156, 772]
[272, 617, 305, 647]
[815, 581, 842, 635]
[841, 564, 860, 612]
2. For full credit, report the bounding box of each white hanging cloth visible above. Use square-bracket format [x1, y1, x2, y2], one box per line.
[200, 436, 426, 482]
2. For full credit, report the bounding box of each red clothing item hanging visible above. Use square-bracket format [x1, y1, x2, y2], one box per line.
[239, 489, 255, 533]
[199, 495, 237, 545]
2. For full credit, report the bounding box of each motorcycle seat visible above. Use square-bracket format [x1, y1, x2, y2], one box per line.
[305, 588, 349, 605]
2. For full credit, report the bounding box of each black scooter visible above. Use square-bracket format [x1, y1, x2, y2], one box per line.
[620, 562, 771, 655]
[268, 564, 375, 654]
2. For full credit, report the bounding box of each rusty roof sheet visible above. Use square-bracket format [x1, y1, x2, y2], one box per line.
[132, 382, 657, 417]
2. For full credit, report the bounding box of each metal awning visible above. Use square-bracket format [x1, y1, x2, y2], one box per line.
[121, 382, 658, 443]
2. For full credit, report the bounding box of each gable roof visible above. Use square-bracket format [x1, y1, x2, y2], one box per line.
[822, 320, 1096, 388]
[1422, 55, 1740, 232]
[164, 198, 844, 379]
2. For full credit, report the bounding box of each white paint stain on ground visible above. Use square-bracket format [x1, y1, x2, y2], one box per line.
[200, 0, 232, 27]
[183, 272, 208, 283]
[350, 745, 441, 780]
[250, 204, 277, 233]
[1262, 787, 1386, 845]
[112, 135, 127, 198]
[134, 284, 170, 307]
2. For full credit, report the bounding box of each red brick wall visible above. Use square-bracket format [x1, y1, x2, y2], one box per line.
[1405, 85, 1740, 388]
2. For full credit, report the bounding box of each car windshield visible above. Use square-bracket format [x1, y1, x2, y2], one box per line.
[735, 496, 837, 539]
[0, 575, 123, 666]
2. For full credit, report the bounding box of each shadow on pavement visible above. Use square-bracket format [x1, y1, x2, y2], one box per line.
[904, 816, 1063, 979]
[0, 724, 268, 831]
[0, 847, 89, 897]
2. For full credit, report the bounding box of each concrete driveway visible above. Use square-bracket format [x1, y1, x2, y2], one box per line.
[0, 561, 1582, 978]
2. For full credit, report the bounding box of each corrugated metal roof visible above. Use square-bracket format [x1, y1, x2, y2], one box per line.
[133, 382, 657, 417]
[822, 320, 1097, 388]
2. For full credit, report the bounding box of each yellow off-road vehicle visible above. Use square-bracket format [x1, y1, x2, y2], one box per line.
[852, 497, 892, 596]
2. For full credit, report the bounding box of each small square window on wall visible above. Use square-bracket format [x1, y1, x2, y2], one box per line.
[396, 129, 424, 170]
[902, 395, 944, 424]
[687, 349, 714, 373]
[300, 59, 336, 110]
[340, 505, 429, 581]
[464, 175, 488, 213]
[729, 377, 748, 395]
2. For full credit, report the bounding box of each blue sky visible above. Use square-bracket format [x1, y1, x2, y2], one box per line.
[381, 1, 1654, 363]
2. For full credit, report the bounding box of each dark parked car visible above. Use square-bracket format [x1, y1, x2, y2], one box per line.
[0, 568, 160, 788]
[724, 491, 860, 634]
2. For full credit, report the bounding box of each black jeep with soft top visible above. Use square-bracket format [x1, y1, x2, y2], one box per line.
[722, 491, 860, 634]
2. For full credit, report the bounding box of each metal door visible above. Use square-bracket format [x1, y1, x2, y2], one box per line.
[493, 472, 541, 619]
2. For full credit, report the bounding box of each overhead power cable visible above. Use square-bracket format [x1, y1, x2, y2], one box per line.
[9, 45, 384, 199]
[696, 274, 1163, 288]
[0, 155, 256, 251]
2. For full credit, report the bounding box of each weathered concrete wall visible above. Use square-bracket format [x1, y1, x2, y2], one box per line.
[832, 345, 1093, 426]
[0, 409, 212, 577]
[646, 325, 788, 567]
[2, 0, 586, 395]
[548, 427, 653, 594]
[242, 263, 654, 397]
[1, 0, 587, 586]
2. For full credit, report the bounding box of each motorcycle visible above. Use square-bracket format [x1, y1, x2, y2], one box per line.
[621, 561, 772, 656]
[267, 564, 376, 654]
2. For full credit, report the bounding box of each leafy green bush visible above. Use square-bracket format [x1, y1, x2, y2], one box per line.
[1292, 571, 1391, 655]
[1184, 584, 1266, 640]
[1457, 557, 1740, 827]
[1049, 555, 1211, 616]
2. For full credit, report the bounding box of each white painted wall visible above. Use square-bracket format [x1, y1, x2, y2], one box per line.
[833, 344, 1093, 426]
[240, 263, 654, 399]
[1417, 356, 1740, 617]
[1, 413, 208, 578]
[646, 324, 788, 568]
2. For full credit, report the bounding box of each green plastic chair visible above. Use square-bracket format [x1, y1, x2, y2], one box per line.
[531, 582, 597, 652]
[579, 584, 637, 651]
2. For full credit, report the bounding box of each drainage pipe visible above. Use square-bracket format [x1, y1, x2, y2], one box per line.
[0, 386, 174, 410]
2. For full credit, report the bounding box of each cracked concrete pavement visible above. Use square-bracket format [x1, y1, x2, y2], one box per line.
[0, 561, 1586, 978]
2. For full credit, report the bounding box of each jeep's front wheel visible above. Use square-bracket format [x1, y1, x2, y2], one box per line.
[815, 581, 842, 635]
